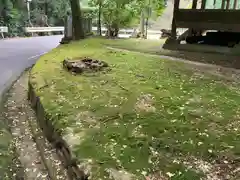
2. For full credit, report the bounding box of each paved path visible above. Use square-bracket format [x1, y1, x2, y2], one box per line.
[0, 35, 62, 101]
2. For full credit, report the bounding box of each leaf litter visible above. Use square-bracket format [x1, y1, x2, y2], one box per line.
[2, 72, 68, 179]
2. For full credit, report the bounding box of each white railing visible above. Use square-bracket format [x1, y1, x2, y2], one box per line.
[1, 26, 186, 40]
[0, 26, 8, 38]
[0, 26, 8, 33]
[91, 26, 162, 35]
[91, 26, 189, 40]
[25, 26, 64, 33]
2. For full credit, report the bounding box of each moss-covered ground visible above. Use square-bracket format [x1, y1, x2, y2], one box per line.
[30, 38, 240, 180]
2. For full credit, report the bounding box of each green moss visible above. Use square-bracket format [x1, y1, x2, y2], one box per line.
[30, 38, 240, 179]
[0, 121, 16, 179]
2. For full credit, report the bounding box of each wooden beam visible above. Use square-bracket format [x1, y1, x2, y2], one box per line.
[175, 9, 240, 23]
[233, 0, 238, 9]
[175, 9, 240, 32]
[171, 0, 180, 40]
[177, 9, 240, 12]
[176, 22, 240, 32]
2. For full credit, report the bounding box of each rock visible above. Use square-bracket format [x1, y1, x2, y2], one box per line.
[78, 159, 93, 178]
[130, 29, 142, 38]
[136, 32, 146, 39]
[63, 57, 109, 74]
[160, 29, 172, 38]
[59, 37, 72, 44]
[233, 43, 240, 55]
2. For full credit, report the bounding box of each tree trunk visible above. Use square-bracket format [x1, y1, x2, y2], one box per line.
[113, 23, 119, 37]
[140, 10, 145, 36]
[69, 0, 85, 40]
[106, 26, 113, 38]
[97, 1, 102, 36]
[106, 24, 119, 38]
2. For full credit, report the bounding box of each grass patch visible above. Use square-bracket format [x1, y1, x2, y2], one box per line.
[104, 38, 165, 54]
[30, 38, 240, 180]
[104, 38, 240, 70]
[0, 118, 17, 179]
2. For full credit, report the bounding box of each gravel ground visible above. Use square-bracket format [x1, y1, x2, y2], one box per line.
[1, 71, 68, 180]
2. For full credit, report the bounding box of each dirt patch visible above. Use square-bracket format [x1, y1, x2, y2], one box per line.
[106, 168, 136, 180]
[78, 159, 93, 178]
[132, 125, 146, 138]
[184, 65, 240, 85]
[225, 118, 240, 133]
[63, 57, 109, 74]
[135, 94, 156, 113]
[106, 46, 240, 84]
[159, 47, 240, 70]
[207, 122, 224, 136]
[63, 111, 99, 148]
[76, 111, 99, 128]
[181, 156, 240, 180]
[146, 171, 169, 180]
[63, 127, 86, 148]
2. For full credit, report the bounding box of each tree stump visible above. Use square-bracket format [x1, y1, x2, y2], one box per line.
[63, 57, 109, 74]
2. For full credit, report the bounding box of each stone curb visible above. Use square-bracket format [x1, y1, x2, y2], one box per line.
[28, 110, 63, 180]
[28, 81, 87, 180]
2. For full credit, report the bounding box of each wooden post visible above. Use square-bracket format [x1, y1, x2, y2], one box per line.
[201, 0, 207, 9]
[193, 0, 206, 36]
[221, 0, 226, 9]
[192, 0, 198, 9]
[226, 0, 230, 9]
[140, 10, 145, 36]
[213, 0, 216, 6]
[171, 0, 180, 41]
[188, 0, 198, 36]
[233, 0, 238, 9]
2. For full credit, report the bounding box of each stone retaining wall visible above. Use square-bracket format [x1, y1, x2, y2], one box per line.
[28, 81, 88, 180]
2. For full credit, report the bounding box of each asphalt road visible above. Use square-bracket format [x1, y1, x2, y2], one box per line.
[0, 35, 62, 101]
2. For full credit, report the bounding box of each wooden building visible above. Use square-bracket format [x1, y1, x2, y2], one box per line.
[170, 0, 240, 43]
